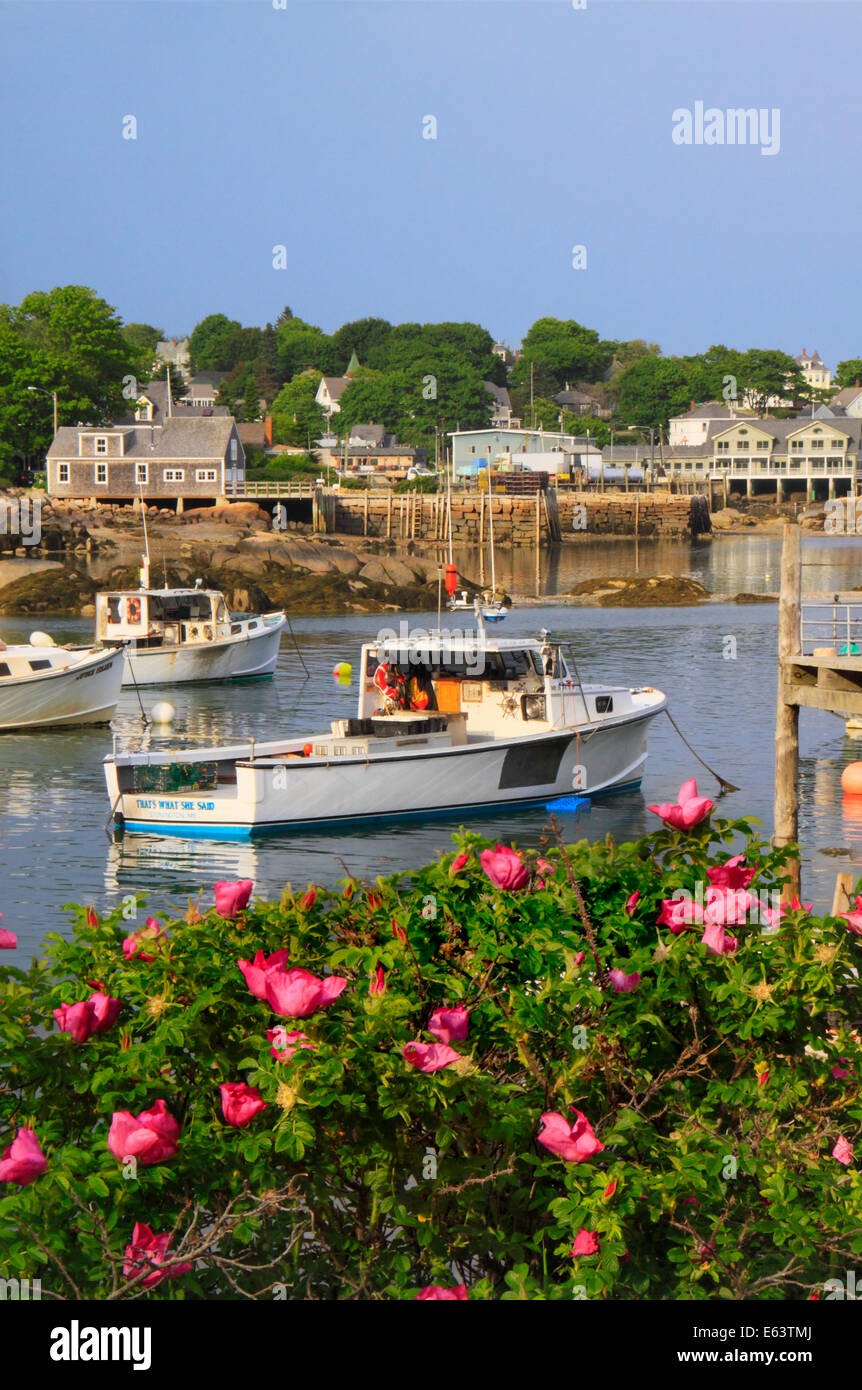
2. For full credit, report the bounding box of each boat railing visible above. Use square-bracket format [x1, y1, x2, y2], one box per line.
[800, 596, 862, 655]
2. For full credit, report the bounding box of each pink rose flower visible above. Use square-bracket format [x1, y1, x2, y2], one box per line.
[704, 886, 757, 927]
[0, 913, 16, 949]
[832, 1060, 853, 1081]
[838, 894, 862, 935]
[701, 922, 738, 956]
[608, 969, 640, 993]
[603, 1179, 617, 1199]
[214, 879, 253, 917]
[90, 992, 122, 1034]
[238, 948, 290, 1001]
[573, 950, 586, 965]
[108, 1100, 180, 1165]
[370, 963, 386, 996]
[267, 1027, 316, 1062]
[428, 1006, 470, 1044]
[220, 1081, 268, 1128]
[449, 853, 470, 875]
[54, 1000, 97, 1042]
[706, 855, 756, 891]
[538, 1109, 604, 1163]
[758, 1070, 769, 1087]
[123, 1222, 192, 1290]
[415, 1284, 468, 1300]
[624, 891, 640, 915]
[571, 1228, 600, 1257]
[403, 1041, 461, 1073]
[833, 1136, 854, 1166]
[657, 896, 703, 933]
[265, 965, 348, 1018]
[300, 886, 317, 910]
[648, 778, 714, 831]
[0, 1127, 47, 1186]
[123, 918, 167, 962]
[479, 845, 530, 891]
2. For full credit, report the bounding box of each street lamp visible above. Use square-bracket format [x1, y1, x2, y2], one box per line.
[27, 385, 59, 438]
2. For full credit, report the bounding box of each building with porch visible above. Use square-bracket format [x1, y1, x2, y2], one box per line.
[666, 416, 861, 499]
[45, 416, 245, 508]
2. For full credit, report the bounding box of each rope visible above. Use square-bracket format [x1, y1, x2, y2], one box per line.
[663, 707, 739, 795]
[285, 613, 309, 677]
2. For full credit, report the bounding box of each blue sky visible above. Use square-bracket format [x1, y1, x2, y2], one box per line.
[1, 0, 860, 363]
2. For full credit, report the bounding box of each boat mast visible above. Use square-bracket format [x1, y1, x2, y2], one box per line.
[488, 486, 496, 597]
[139, 481, 151, 590]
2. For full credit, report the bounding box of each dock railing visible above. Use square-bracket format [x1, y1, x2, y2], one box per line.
[800, 595, 862, 656]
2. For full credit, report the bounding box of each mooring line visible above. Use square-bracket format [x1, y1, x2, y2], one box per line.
[663, 707, 739, 795]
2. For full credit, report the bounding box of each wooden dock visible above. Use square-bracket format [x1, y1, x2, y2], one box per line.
[774, 522, 862, 899]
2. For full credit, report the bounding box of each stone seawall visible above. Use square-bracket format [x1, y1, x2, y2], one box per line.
[325, 490, 702, 545]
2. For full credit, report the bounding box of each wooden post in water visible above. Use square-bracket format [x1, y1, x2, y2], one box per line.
[774, 523, 802, 902]
[387, 490, 392, 539]
[363, 490, 369, 536]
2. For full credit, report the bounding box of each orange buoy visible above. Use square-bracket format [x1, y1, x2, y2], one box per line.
[841, 762, 862, 795]
[444, 563, 458, 596]
[302, 741, 313, 757]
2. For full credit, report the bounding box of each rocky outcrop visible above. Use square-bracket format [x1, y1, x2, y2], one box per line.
[569, 575, 710, 607]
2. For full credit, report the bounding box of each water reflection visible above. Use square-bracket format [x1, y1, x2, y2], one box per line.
[3, 533, 862, 956]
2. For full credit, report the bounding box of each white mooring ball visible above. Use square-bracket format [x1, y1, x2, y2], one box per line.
[150, 701, 176, 725]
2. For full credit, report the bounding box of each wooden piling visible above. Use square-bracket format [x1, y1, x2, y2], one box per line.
[774, 523, 802, 901]
[363, 490, 369, 536]
[387, 491, 392, 539]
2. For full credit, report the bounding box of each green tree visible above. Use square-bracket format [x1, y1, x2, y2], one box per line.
[188, 314, 246, 372]
[615, 355, 698, 429]
[242, 376, 262, 423]
[512, 317, 613, 392]
[275, 318, 331, 383]
[270, 370, 327, 447]
[834, 359, 862, 390]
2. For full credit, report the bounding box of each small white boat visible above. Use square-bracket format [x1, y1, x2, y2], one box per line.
[104, 621, 666, 837]
[95, 561, 286, 688]
[0, 638, 124, 731]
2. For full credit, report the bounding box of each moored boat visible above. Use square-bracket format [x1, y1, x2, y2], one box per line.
[0, 638, 124, 731]
[95, 561, 286, 688]
[104, 621, 666, 837]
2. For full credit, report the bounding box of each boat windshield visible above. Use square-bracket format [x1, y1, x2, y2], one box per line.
[375, 647, 541, 680]
[148, 594, 214, 623]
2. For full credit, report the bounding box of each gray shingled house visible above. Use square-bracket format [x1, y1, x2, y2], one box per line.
[46, 416, 245, 508]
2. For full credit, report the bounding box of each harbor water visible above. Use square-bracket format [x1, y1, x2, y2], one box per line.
[2, 532, 862, 958]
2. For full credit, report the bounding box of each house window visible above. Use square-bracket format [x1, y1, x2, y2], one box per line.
[196, 469, 217, 482]
[756, 440, 769, 450]
[831, 440, 844, 448]
[810, 439, 824, 449]
[95, 437, 107, 454]
[230, 439, 238, 461]
[717, 441, 730, 452]
[163, 469, 184, 482]
[95, 463, 108, 484]
[791, 440, 803, 450]
[58, 463, 69, 484]
[135, 463, 148, 484]
[736, 440, 750, 450]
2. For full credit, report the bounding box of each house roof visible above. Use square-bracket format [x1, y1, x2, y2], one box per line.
[185, 371, 229, 388]
[123, 380, 230, 424]
[320, 376, 350, 401]
[348, 423, 386, 445]
[484, 382, 511, 408]
[554, 388, 600, 408]
[47, 417, 239, 460]
[831, 387, 862, 406]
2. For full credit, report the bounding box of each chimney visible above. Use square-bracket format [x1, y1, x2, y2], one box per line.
[690, 400, 695, 411]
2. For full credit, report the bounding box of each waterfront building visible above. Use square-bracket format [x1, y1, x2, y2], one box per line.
[449, 426, 600, 477]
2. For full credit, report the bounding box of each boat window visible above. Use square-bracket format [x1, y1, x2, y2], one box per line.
[106, 596, 123, 624]
[0, 663, 9, 677]
[595, 695, 614, 714]
[149, 595, 212, 623]
[29, 660, 51, 671]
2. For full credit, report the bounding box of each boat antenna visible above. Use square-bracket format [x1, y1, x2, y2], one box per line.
[488, 486, 496, 599]
[446, 467, 453, 565]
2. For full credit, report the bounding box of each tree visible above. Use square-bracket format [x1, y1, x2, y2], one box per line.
[270, 370, 327, 447]
[615, 355, 698, 429]
[325, 318, 393, 374]
[834, 359, 862, 390]
[275, 318, 331, 383]
[188, 314, 246, 372]
[735, 350, 804, 415]
[242, 376, 261, 423]
[121, 323, 163, 380]
[511, 317, 614, 392]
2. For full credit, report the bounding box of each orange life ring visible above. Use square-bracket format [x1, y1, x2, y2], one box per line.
[127, 598, 142, 624]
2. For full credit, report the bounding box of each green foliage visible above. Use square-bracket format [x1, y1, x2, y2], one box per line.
[511, 317, 614, 392]
[834, 360, 862, 391]
[1, 815, 860, 1301]
[270, 371, 327, 448]
[247, 452, 320, 482]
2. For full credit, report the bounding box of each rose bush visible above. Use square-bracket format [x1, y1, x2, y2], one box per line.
[0, 805, 860, 1300]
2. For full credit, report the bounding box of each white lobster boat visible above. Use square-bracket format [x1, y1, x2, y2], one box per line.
[0, 639, 124, 731]
[104, 623, 666, 838]
[95, 564, 286, 688]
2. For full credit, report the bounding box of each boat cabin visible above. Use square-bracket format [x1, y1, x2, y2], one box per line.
[96, 588, 233, 649]
[355, 630, 627, 738]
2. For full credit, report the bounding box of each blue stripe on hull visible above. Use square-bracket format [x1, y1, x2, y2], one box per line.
[118, 779, 642, 840]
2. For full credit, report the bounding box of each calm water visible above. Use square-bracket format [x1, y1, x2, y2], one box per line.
[3, 533, 862, 958]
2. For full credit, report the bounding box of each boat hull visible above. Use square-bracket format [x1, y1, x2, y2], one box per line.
[110, 706, 660, 838]
[0, 647, 124, 731]
[121, 620, 284, 687]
